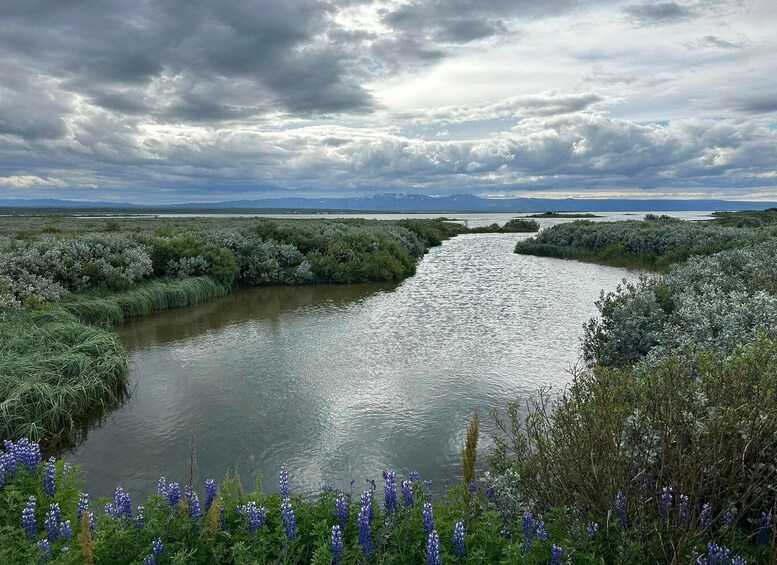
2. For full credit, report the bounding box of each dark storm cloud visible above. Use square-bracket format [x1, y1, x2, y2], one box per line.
[622, 2, 697, 26]
[0, 0, 374, 126]
[730, 96, 777, 115]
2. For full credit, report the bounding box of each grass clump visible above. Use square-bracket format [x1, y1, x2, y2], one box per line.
[60, 277, 229, 328]
[0, 310, 129, 443]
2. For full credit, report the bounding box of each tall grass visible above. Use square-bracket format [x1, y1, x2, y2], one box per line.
[0, 310, 129, 443]
[60, 276, 229, 328]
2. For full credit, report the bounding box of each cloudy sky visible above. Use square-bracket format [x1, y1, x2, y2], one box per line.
[1, 0, 776, 203]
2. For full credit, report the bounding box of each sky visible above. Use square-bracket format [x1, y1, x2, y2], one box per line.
[0, 0, 776, 203]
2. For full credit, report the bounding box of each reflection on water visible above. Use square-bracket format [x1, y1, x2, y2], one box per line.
[67, 233, 639, 497]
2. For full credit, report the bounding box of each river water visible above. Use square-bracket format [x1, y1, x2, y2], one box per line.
[68, 229, 643, 498]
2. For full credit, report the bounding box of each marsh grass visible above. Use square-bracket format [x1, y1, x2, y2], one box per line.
[0, 310, 129, 443]
[60, 276, 229, 328]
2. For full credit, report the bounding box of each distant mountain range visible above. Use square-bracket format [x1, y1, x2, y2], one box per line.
[2, 194, 776, 213]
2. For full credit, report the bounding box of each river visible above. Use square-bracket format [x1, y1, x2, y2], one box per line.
[67, 229, 644, 498]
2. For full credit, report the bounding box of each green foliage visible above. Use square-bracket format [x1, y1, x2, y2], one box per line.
[148, 236, 238, 287]
[488, 339, 777, 563]
[514, 218, 777, 270]
[469, 219, 540, 233]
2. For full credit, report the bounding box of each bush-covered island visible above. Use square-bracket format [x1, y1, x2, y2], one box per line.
[0, 213, 775, 564]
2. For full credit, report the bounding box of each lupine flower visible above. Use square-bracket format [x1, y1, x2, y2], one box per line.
[724, 508, 736, 525]
[696, 541, 748, 565]
[402, 480, 414, 507]
[114, 487, 132, 519]
[424, 480, 433, 488]
[384, 470, 398, 515]
[61, 519, 73, 541]
[23, 496, 37, 540]
[678, 494, 689, 520]
[335, 493, 349, 528]
[426, 530, 441, 565]
[152, 537, 164, 558]
[331, 525, 344, 565]
[37, 539, 52, 563]
[409, 471, 420, 483]
[0, 464, 5, 489]
[757, 511, 772, 545]
[135, 507, 145, 529]
[157, 477, 167, 497]
[279, 464, 289, 498]
[587, 522, 600, 538]
[281, 498, 297, 541]
[204, 479, 217, 513]
[699, 503, 711, 529]
[615, 492, 628, 527]
[143, 557, 155, 565]
[535, 519, 548, 542]
[486, 486, 495, 500]
[422, 502, 435, 535]
[167, 483, 180, 508]
[453, 520, 465, 558]
[238, 501, 267, 532]
[358, 504, 374, 557]
[103, 503, 115, 517]
[660, 486, 674, 517]
[322, 483, 334, 493]
[45, 503, 61, 540]
[500, 528, 512, 538]
[5, 438, 42, 472]
[361, 490, 374, 523]
[550, 544, 564, 565]
[187, 487, 201, 521]
[522, 512, 535, 551]
[468, 481, 477, 494]
[77, 493, 89, 522]
[43, 457, 56, 497]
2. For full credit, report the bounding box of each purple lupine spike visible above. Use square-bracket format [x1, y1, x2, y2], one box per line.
[331, 525, 344, 565]
[550, 544, 564, 565]
[152, 537, 164, 558]
[615, 492, 628, 527]
[204, 479, 216, 513]
[360, 490, 374, 523]
[522, 512, 535, 551]
[44, 503, 61, 540]
[281, 498, 297, 541]
[696, 542, 748, 565]
[453, 520, 465, 558]
[699, 503, 711, 529]
[43, 457, 56, 497]
[409, 471, 420, 483]
[426, 530, 441, 565]
[587, 522, 600, 538]
[61, 519, 73, 541]
[335, 493, 349, 528]
[384, 470, 398, 515]
[535, 519, 548, 542]
[468, 481, 477, 494]
[678, 494, 689, 520]
[358, 503, 374, 557]
[135, 507, 145, 529]
[724, 507, 736, 525]
[187, 487, 201, 521]
[237, 501, 267, 532]
[143, 557, 156, 565]
[22, 496, 37, 540]
[422, 502, 435, 535]
[322, 483, 334, 493]
[37, 539, 52, 563]
[402, 479, 414, 507]
[157, 477, 167, 497]
[279, 464, 289, 498]
[660, 486, 674, 518]
[757, 511, 772, 545]
[167, 483, 180, 508]
[114, 487, 132, 519]
[77, 493, 89, 522]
